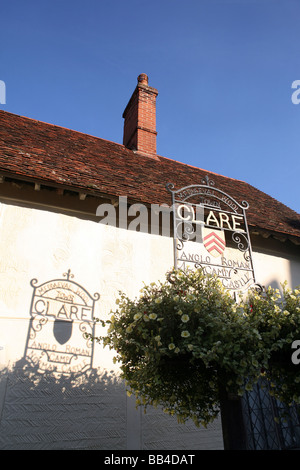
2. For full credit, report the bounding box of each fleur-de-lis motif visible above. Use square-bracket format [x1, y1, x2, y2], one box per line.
[63, 269, 74, 280]
[201, 175, 215, 187]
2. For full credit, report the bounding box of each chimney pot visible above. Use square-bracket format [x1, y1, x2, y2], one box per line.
[137, 73, 148, 85]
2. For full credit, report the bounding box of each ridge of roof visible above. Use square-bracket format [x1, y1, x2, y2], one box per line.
[0, 109, 128, 149]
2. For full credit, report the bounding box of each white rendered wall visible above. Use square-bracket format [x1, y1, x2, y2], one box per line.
[0, 202, 298, 450]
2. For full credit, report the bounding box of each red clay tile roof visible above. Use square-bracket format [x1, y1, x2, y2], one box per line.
[0, 109, 299, 243]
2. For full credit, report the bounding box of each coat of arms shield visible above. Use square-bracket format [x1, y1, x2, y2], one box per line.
[203, 228, 226, 257]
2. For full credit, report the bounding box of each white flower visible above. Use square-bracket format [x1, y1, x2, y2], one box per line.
[168, 343, 176, 350]
[187, 293, 195, 301]
[155, 297, 162, 304]
[181, 330, 190, 338]
[181, 314, 189, 323]
[149, 313, 157, 320]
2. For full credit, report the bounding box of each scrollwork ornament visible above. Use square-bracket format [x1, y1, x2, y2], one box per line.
[175, 221, 195, 242]
[241, 200, 249, 210]
[167, 271, 177, 284]
[80, 321, 93, 348]
[182, 223, 195, 241]
[176, 238, 184, 251]
[29, 315, 48, 339]
[30, 278, 39, 288]
[232, 232, 249, 252]
[166, 182, 175, 193]
[194, 262, 204, 272]
[252, 283, 265, 295]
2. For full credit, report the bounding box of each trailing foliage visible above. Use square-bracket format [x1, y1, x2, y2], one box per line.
[92, 269, 300, 427]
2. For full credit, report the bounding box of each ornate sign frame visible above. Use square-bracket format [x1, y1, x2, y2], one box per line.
[25, 269, 100, 376]
[167, 175, 260, 293]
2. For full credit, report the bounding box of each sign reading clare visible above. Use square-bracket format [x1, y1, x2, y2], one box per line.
[167, 176, 258, 293]
[26, 270, 100, 376]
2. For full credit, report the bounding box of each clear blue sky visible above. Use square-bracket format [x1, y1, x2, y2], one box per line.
[1, 0, 300, 213]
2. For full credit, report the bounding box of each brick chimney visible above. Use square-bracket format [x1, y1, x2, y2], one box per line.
[122, 74, 158, 157]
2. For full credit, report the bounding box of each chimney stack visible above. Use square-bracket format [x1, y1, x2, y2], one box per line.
[122, 74, 158, 157]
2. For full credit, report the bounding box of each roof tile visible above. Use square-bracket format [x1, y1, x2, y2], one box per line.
[0, 110, 299, 242]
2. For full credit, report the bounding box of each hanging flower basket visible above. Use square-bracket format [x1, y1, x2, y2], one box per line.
[93, 269, 300, 427]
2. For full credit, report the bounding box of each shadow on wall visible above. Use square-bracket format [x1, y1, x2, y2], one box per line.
[0, 359, 126, 450]
[0, 271, 179, 450]
[0, 266, 127, 450]
[0, 270, 129, 450]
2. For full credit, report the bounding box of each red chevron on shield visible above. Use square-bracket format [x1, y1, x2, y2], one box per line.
[203, 228, 226, 257]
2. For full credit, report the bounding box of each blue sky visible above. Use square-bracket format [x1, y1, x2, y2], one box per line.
[1, 0, 300, 213]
